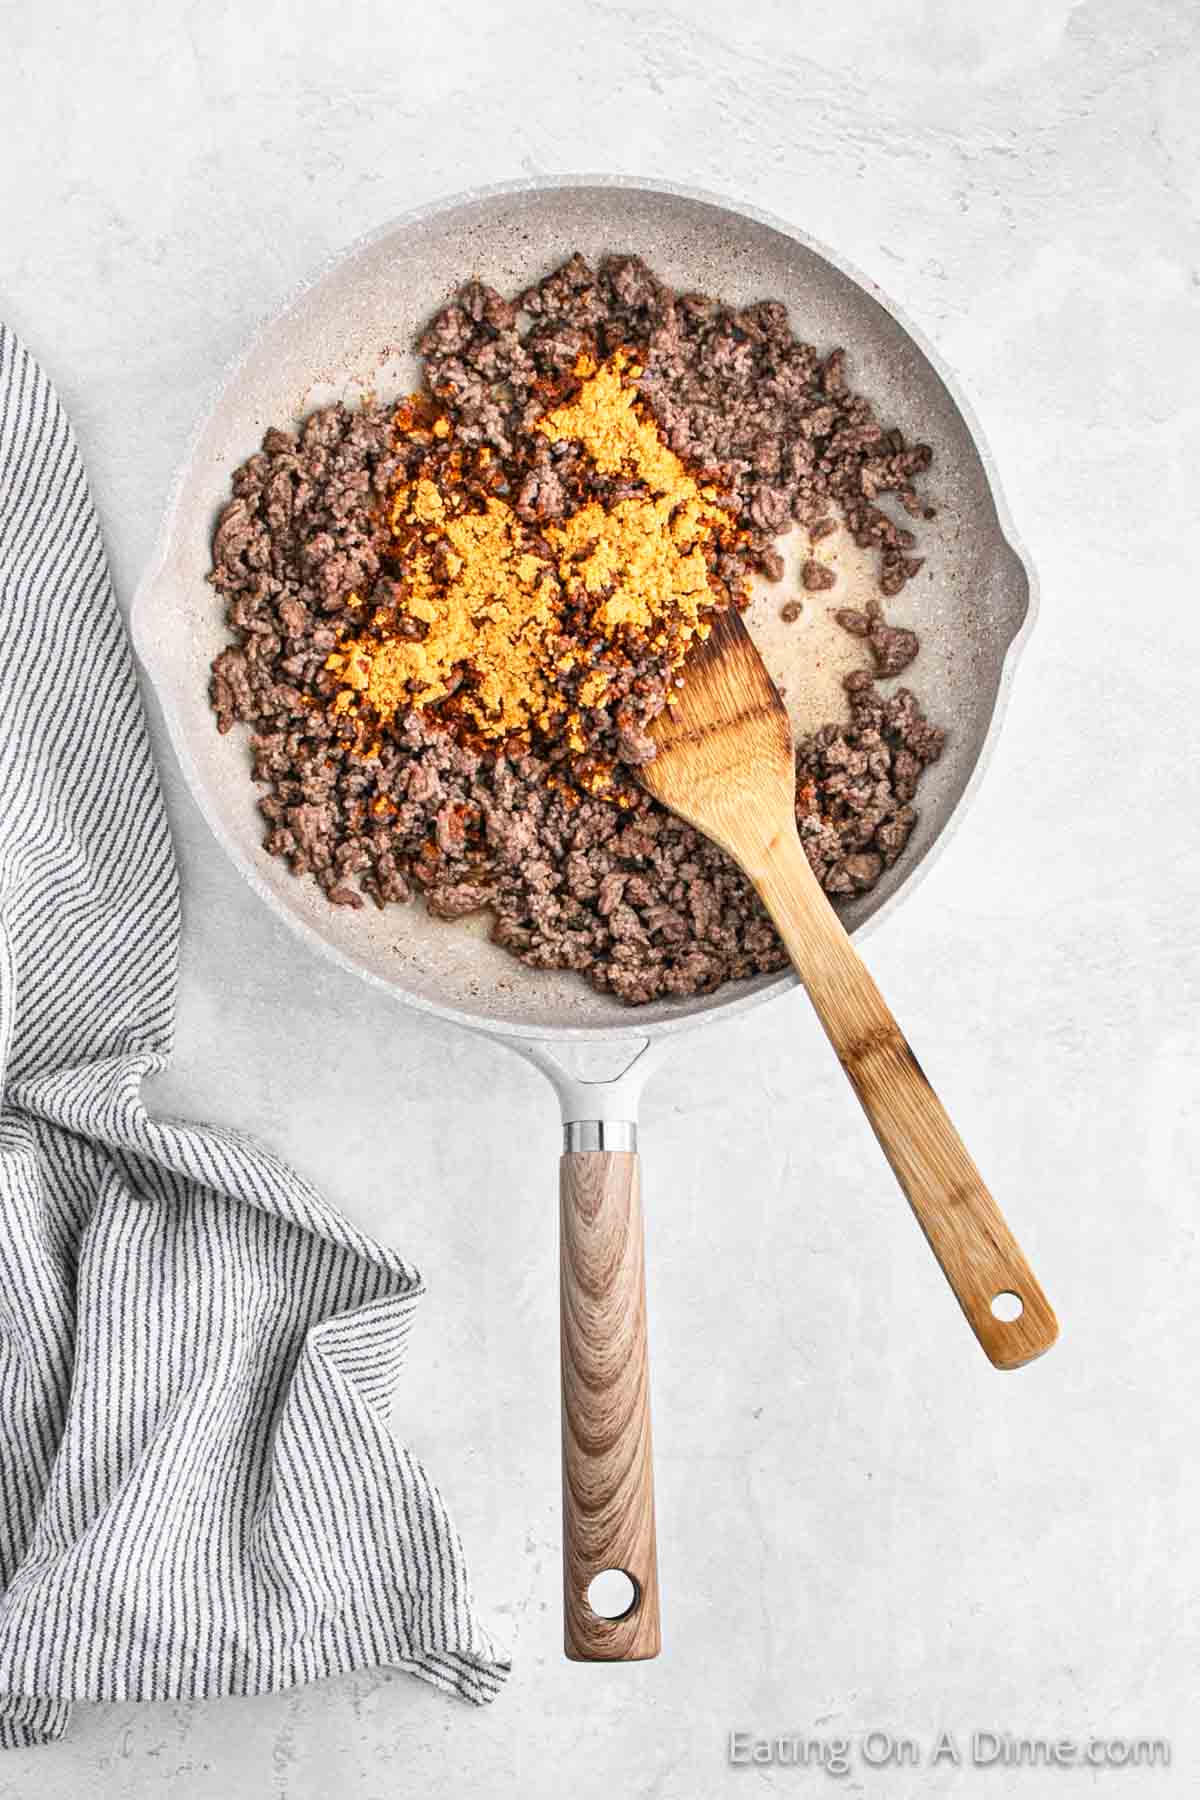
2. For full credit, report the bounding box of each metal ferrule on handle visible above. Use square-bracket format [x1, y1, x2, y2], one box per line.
[563, 1120, 638, 1152]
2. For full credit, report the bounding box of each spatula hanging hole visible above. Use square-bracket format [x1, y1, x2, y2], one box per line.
[587, 1569, 639, 1620]
[991, 1291, 1024, 1322]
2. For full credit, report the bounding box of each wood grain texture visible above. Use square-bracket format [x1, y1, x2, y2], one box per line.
[642, 609, 1058, 1369]
[560, 1151, 661, 1660]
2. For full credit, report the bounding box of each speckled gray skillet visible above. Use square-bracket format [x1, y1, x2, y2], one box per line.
[131, 176, 1035, 1087]
[132, 179, 1041, 1657]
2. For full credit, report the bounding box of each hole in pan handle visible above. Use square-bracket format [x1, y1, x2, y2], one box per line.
[587, 1570, 640, 1621]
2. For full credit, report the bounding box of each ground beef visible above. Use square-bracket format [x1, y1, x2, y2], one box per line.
[423, 256, 935, 600]
[801, 560, 838, 592]
[834, 597, 921, 676]
[208, 256, 946, 1005]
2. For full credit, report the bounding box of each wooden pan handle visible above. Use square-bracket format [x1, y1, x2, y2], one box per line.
[757, 829, 1058, 1369]
[559, 1150, 661, 1660]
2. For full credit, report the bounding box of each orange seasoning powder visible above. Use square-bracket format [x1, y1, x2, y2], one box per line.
[325, 350, 742, 755]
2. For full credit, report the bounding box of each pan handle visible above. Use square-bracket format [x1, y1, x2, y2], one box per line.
[560, 1123, 660, 1661]
[492, 1035, 664, 1660]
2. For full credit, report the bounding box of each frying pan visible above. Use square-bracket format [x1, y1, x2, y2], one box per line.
[131, 177, 1037, 1663]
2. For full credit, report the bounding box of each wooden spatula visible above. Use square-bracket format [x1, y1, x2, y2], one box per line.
[641, 607, 1058, 1369]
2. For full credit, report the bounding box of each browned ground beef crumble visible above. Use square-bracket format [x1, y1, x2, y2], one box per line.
[209, 255, 946, 1005]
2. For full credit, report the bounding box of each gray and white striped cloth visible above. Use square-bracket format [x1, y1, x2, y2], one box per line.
[0, 324, 508, 1747]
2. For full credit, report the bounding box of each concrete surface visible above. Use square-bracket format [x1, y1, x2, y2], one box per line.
[3, 0, 1199, 1794]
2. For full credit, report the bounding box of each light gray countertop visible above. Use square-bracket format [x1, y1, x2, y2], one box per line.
[4, 1, 1199, 1794]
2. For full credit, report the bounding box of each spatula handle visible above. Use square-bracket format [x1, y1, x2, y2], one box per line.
[559, 1149, 661, 1660]
[757, 829, 1058, 1368]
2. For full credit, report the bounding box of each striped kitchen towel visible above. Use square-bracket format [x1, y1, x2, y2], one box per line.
[0, 324, 508, 1747]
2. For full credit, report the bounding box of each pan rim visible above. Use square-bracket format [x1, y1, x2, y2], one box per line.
[131, 173, 1038, 1046]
